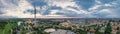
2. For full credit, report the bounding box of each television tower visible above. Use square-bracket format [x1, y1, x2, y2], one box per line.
[34, 5, 37, 21]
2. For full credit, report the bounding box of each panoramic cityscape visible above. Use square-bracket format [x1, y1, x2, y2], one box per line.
[1, 18, 120, 34]
[0, 0, 120, 34]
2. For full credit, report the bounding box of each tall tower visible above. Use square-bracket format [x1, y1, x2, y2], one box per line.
[34, 5, 37, 21]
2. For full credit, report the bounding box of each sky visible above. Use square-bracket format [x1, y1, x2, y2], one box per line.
[0, 0, 120, 18]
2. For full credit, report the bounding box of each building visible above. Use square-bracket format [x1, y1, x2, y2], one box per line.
[50, 29, 75, 34]
[44, 28, 56, 33]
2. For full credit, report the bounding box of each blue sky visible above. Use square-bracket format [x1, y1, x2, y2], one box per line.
[0, 0, 120, 18]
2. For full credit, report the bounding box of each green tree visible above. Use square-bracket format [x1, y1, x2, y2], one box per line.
[95, 26, 103, 34]
[104, 22, 112, 34]
[116, 27, 120, 34]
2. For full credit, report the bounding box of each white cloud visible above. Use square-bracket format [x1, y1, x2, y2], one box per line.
[97, 9, 118, 18]
[46, 0, 77, 8]
[66, 8, 89, 14]
[99, 9, 111, 13]
[0, 0, 120, 18]
[49, 10, 59, 15]
[95, 0, 102, 4]
[104, 4, 112, 6]
[45, 0, 91, 16]
[89, 5, 102, 11]
[0, 0, 34, 18]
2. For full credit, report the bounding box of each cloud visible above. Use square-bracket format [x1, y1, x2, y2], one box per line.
[0, 0, 34, 18]
[46, 0, 76, 8]
[0, 11, 4, 14]
[99, 0, 117, 4]
[28, 0, 47, 7]
[86, 0, 120, 18]
[0, 0, 120, 18]
[73, 0, 95, 10]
